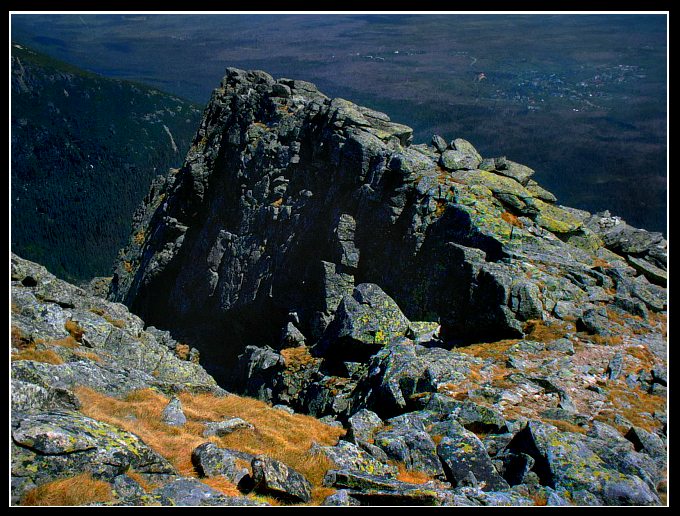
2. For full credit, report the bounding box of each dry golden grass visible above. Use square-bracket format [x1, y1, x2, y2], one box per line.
[175, 343, 191, 361]
[395, 463, 433, 485]
[524, 319, 569, 343]
[431, 434, 444, 446]
[64, 320, 85, 342]
[589, 334, 624, 346]
[11, 325, 30, 348]
[592, 257, 612, 269]
[434, 199, 447, 218]
[455, 339, 520, 360]
[133, 230, 146, 246]
[74, 387, 345, 505]
[647, 312, 667, 338]
[11, 347, 64, 365]
[280, 346, 318, 372]
[102, 314, 127, 329]
[72, 350, 103, 363]
[625, 345, 656, 368]
[529, 491, 548, 506]
[501, 211, 524, 228]
[542, 418, 588, 435]
[21, 472, 114, 506]
[125, 469, 158, 492]
[199, 476, 242, 498]
[49, 335, 80, 349]
[599, 381, 667, 433]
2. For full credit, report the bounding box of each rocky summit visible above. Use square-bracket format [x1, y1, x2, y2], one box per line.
[12, 68, 667, 506]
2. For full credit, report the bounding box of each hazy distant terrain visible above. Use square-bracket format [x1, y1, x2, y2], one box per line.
[11, 13, 667, 233]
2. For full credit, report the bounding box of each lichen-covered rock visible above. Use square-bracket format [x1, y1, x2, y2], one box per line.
[345, 408, 384, 445]
[353, 338, 480, 418]
[373, 412, 445, 478]
[11, 254, 220, 397]
[191, 442, 250, 485]
[435, 420, 510, 491]
[321, 489, 361, 506]
[11, 378, 80, 414]
[323, 469, 444, 505]
[129, 478, 268, 506]
[251, 454, 312, 503]
[314, 283, 410, 362]
[11, 411, 176, 502]
[425, 395, 508, 434]
[505, 421, 660, 505]
[106, 68, 665, 391]
[313, 440, 398, 477]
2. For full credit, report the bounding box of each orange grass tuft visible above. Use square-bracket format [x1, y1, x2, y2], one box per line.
[175, 343, 191, 361]
[199, 476, 242, 498]
[125, 469, 157, 492]
[21, 472, 114, 506]
[501, 211, 524, 228]
[542, 418, 588, 435]
[591, 257, 612, 269]
[11, 347, 64, 365]
[589, 334, 624, 346]
[49, 335, 80, 349]
[395, 462, 435, 484]
[524, 319, 569, 343]
[64, 320, 85, 342]
[280, 346, 318, 372]
[455, 339, 520, 360]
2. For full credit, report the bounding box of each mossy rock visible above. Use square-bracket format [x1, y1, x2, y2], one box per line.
[532, 199, 583, 234]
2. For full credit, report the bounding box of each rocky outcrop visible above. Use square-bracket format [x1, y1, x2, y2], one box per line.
[10, 253, 253, 506]
[108, 67, 665, 388]
[15, 66, 667, 506]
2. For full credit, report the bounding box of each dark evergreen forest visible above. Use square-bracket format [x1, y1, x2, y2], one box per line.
[11, 44, 203, 282]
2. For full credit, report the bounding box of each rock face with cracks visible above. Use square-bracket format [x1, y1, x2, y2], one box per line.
[108, 67, 666, 387]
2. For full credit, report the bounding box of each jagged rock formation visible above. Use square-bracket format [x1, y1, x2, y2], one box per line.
[20, 68, 666, 506]
[109, 67, 666, 382]
[10, 254, 226, 505]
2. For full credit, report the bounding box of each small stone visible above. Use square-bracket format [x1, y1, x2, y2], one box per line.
[203, 418, 254, 437]
[161, 397, 187, 427]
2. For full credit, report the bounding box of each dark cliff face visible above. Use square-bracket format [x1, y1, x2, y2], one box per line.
[109, 68, 667, 386]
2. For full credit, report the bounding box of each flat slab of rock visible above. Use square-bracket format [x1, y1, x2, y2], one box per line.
[324, 469, 443, 505]
[132, 478, 268, 506]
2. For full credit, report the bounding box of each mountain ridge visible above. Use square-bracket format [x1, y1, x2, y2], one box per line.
[10, 66, 667, 507]
[11, 42, 203, 282]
